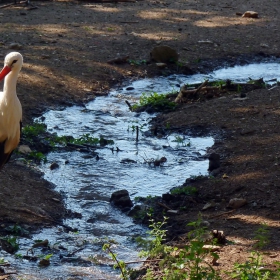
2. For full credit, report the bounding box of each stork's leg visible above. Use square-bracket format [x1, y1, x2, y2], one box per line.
[0, 140, 13, 170]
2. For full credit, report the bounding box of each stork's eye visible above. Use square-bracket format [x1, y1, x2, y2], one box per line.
[12, 60, 17, 65]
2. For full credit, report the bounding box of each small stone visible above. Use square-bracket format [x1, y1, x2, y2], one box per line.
[242, 11, 258, 18]
[50, 162, 59, 170]
[198, 40, 214, 44]
[9, 43, 23, 50]
[202, 201, 216, 210]
[110, 189, 133, 209]
[156, 62, 167, 68]
[167, 210, 179, 214]
[18, 145, 32, 154]
[150, 45, 179, 63]
[39, 259, 50, 267]
[208, 153, 220, 171]
[227, 198, 247, 209]
[202, 245, 221, 252]
[260, 43, 269, 48]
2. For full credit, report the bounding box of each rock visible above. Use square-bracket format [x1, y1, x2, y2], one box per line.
[39, 259, 50, 267]
[242, 11, 258, 18]
[18, 145, 32, 154]
[198, 40, 214, 44]
[9, 43, 23, 50]
[202, 244, 221, 252]
[167, 210, 179, 214]
[156, 62, 167, 68]
[227, 198, 247, 209]
[202, 201, 216, 210]
[208, 153, 220, 171]
[162, 193, 175, 202]
[49, 162, 59, 170]
[150, 45, 179, 63]
[110, 189, 133, 209]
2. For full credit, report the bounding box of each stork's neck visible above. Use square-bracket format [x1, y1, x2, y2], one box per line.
[3, 70, 19, 99]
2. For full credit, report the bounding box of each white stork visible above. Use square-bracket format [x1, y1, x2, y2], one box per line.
[0, 52, 23, 170]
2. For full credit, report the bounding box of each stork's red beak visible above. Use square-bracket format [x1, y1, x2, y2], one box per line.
[0, 66, 11, 82]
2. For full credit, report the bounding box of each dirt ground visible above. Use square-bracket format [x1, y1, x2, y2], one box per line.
[1, 0, 280, 277]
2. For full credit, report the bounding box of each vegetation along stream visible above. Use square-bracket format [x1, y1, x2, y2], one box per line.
[6, 61, 280, 279]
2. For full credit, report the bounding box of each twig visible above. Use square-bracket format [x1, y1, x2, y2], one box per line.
[157, 202, 172, 210]
[194, 79, 209, 94]
[104, 245, 127, 279]
[0, 3, 15, 9]
[125, 100, 132, 111]
[136, 126, 139, 142]
[125, 259, 163, 264]
[120, 21, 139, 23]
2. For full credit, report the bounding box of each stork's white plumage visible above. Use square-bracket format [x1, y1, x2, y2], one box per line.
[0, 52, 23, 169]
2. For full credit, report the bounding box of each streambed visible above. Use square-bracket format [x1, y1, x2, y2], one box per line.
[7, 62, 280, 279]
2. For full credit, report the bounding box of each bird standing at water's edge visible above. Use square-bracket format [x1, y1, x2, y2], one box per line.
[0, 52, 23, 170]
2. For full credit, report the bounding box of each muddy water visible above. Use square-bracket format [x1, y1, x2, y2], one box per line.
[8, 62, 280, 279]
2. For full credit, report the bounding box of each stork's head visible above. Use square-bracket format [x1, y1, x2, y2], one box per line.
[0, 52, 23, 81]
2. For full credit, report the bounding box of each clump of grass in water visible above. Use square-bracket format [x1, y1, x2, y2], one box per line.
[22, 122, 47, 142]
[21, 122, 114, 163]
[132, 91, 176, 112]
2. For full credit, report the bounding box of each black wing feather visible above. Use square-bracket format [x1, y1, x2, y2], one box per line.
[0, 121, 22, 170]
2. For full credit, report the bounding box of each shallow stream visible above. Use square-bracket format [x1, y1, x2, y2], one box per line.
[6, 61, 280, 279]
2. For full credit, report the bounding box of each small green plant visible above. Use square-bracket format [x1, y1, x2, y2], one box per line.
[27, 151, 47, 163]
[137, 216, 169, 259]
[237, 84, 242, 93]
[253, 223, 270, 249]
[103, 243, 129, 280]
[49, 133, 113, 147]
[0, 257, 7, 264]
[41, 254, 53, 261]
[22, 122, 47, 140]
[170, 186, 197, 196]
[1, 236, 20, 253]
[172, 135, 191, 146]
[5, 224, 29, 236]
[229, 224, 272, 279]
[229, 252, 270, 280]
[132, 92, 176, 112]
[128, 59, 147, 66]
[209, 80, 226, 88]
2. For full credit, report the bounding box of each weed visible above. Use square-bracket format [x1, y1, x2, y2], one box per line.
[1, 236, 20, 253]
[229, 224, 272, 279]
[0, 257, 7, 264]
[50, 133, 113, 147]
[237, 84, 242, 93]
[253, 223, 270, 249]
[5, 224, 29, 236]
[132, 92, 176, 112]
[136, 215, 220, 280]
[136, 216, 170, 259]
[172, 135, 191, 146]
[229, 252, 270, 280]
[22, 122, 47, 141]
[209, 80, 226, 88]
[27, 151, 47, 163]
[103, 243, 129, 280]
[41, 254, 53, 261]
[128, 59, 147, 66]
[170, 186, 197, 196]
